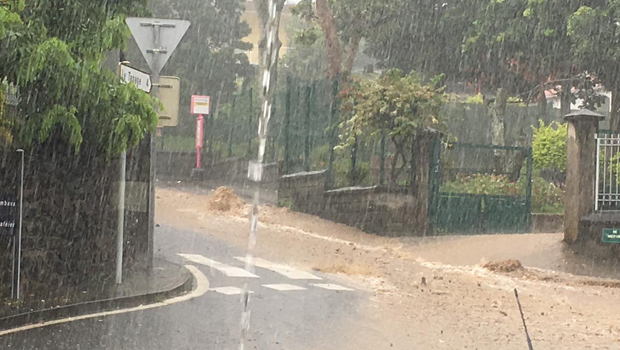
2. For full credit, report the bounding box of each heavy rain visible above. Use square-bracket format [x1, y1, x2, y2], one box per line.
[1, 0, 620, 349]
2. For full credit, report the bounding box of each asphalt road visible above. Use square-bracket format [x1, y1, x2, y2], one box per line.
[0, 225, 367, 350]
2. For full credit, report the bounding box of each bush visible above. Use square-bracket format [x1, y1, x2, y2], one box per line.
[532, 120, 567, 173]
[441, 172, 564, 214]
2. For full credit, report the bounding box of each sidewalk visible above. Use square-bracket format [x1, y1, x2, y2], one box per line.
[0, 258, 192, 331]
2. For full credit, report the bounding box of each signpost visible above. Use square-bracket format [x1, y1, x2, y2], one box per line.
[195, 116, 204, 169]
[602, 228, 620, 244]
[120, 64, 152, 93]
[125, 17, 190, 275]
[191, 95, 210, 170]
[1, 150, 25, 299]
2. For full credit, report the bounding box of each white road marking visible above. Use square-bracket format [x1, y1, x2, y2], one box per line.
[0, 265, 209, 337]
[234, 257, 321, 280]
[311, 283, 354, 291]
[262, 284, 307, 291]
[178, 254, 259, 278]
[211, 286, 253, 296]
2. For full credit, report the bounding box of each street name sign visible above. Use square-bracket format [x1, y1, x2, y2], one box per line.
[120, 64, 152, 93]
[125, 18, 191, 75]
[0, 194, 17, 237]
[602, 228, 620, 243]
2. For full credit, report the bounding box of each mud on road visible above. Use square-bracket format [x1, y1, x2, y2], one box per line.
[156, 185, 620, 350]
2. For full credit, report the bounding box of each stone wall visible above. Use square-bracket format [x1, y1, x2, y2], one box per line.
[0, 138, 152, 300]
[278, 170, 425, 237]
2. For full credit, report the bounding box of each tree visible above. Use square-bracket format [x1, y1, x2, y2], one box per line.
[292, 0, 399, 81]
[569, 2, 620, 130]
[0, 0, 158, 155]
[339, 69, 447, 184]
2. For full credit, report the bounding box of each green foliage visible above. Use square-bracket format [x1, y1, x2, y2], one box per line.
[531, 120, 567, 173]
[0, 0, 158, 155]
[339, 69, 447, 148]
[441, 173, 564, 214]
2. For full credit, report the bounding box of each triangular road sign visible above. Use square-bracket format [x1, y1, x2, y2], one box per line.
[126, 18, 191, 75]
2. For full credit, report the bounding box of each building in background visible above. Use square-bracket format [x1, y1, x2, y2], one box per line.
[241, 0, 298, 65]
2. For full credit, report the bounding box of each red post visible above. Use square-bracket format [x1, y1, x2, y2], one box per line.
[196, 115, 204, 169]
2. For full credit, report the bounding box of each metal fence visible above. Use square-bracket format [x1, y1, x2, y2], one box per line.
[595, 133, 620, 211]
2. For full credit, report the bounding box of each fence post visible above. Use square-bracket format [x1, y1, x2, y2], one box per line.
[379, 125, 386, 186]
[564, 109, 603, 242]
[326, 75, 340, 188]
[227, 94, 237, 158]
[525, 147, 533, 230]
[304, 84, 313, 172]
[284, 76, 292, 175]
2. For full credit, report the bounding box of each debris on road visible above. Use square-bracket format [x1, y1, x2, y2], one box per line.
[207, 186, 246, 215]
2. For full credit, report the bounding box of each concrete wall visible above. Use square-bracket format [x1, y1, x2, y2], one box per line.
[531, 214, 564, 233]
[278, 171, 425, 237]
[0, 139, 152, 299]
[157, 152, 280, 184]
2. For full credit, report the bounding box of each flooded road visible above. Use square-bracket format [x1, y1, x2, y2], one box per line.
[399, 233, 620, 281]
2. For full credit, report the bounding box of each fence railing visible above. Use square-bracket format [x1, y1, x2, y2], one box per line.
[595, 133, 620, 211]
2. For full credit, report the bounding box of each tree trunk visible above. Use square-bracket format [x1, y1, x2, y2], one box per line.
[611, 89, 620, 132]
[315, 0, 342, 79]
[538, 85, 548, 124]
[486, 88, 507, 174]
[560, 80, 572, 117]
[341, 36, 361, 82]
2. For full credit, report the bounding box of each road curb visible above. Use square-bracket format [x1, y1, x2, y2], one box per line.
[0, 266, 194, 332]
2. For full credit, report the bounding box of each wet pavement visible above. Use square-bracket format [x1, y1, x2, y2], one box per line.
[0, 225, 366, 350]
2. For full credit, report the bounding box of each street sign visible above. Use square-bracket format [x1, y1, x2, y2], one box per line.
[0, 194, 18, 237]
[120, 64, 152, 93]
[125, 18, 191, 75]
[602, 228, 620, 243]
[157, 76, 181, 127]
[191, 95, 211, 115]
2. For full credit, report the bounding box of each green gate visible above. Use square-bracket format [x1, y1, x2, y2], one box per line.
[429, 142, 533, 235]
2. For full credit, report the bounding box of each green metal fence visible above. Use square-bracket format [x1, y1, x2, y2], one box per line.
[429, 142, 533, 235]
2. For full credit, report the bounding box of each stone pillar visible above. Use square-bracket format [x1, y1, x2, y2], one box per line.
[413, 128, 442, 236]
[564, 110, 603, 242]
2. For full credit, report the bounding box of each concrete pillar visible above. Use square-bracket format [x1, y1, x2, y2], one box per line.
[413, 128, 442, 236]
[564, 109, 603, 242]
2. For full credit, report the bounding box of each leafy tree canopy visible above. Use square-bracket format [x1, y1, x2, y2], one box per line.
[0, 0, 158, 155]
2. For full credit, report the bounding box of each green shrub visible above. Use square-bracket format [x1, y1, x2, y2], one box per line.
[441, 172, 564, 214]
[532, 120, 567, 173]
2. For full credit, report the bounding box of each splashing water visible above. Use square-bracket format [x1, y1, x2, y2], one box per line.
[239, 1, 281, 349]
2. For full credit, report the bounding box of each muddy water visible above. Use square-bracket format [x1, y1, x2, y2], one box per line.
[400, 233, 620, 280]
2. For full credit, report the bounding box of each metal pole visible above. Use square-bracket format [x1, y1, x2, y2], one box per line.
[595, 135, 600, 211]
[116, 150, 126, 284]
[247, 88, 254, 157]
[146, 25, 162, 271]
[304, 85, 312, 172]
[116, 54, 127, 285]
[12, 149, 24, 299]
